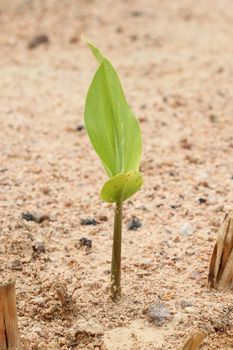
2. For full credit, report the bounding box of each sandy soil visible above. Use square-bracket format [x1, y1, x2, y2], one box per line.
[1, 0, 233, 349]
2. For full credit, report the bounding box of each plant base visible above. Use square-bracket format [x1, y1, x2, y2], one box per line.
[111, 201, 122, 301]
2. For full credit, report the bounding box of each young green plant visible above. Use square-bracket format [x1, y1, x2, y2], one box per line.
[84, 43, 143, 301]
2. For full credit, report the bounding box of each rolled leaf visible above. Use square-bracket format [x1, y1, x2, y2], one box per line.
[84, 43, 142, 178]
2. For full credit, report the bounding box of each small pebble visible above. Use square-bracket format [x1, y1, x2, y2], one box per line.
[184, 306, 195, 314]
[198, 198, 207, 204]
[32, 326, 43, 336]
[180, 300, 193, 308]
[130, 34, 138, 41]
[80, 218, 97, 226]
[197, 172, 209, 181]
[22, 212, 50, 224]
[28, 34, 49, 49]
[166, 240, 173, 248]
[79, 237, 92, 248]
[214, 205, 224, 212]
[76, 124, 85, 131]
[11, 260, 23, 271]
[180, 138, 192, 150]
[115, 26, 123, 33]
[136, 204, 147, 210]
[185, 249, 195, 256]
[209, 114, 218, 123]
[127, 216, 141, 230]
[180, 222, 193, 236]
[174, 235, 181, 243]
[141, 258, 152, 268]
[131, 10, 143, 17]
[148, 303, 172, 326]
[98, 215, 108, 222]
[33, 241, 46, 254]
[41, 186, 50, 195]
[70, 35, 79, 44]
[34, 297, 46, 306]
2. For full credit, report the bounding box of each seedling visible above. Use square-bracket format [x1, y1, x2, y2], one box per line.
[84, 43, 143, 300]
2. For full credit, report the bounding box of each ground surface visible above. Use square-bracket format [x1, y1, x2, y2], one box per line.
[1, 0, 233, 349]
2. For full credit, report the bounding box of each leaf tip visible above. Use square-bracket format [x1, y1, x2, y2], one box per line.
[87, 41, 103, 64]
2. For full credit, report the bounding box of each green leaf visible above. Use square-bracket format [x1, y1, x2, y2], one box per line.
[87, 42, 103, 63]
[84, 42, 142, 178]
[101, 171, 143, 203]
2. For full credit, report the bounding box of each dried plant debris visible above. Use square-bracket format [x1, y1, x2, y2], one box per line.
[208, 212, 233, 290]
[181, 331, 206, 350]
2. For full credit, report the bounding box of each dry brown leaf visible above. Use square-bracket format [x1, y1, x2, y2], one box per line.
[181, 332, 206, 350]
[208, 212, 233, 290]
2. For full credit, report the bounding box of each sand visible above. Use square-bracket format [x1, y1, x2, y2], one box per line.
[0, 0, 233, 349]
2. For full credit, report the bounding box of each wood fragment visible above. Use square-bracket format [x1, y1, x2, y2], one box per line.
[181, 331, 206, 350]
[208, 212, 233, 290]
[0, 279, 22, 350]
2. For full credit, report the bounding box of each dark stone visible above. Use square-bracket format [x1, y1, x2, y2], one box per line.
[198, 198, 207, 204]
[76, 124, 85, 131]
[80, 218, 97, 226]
[170, 204, 180, 209]
[127, 216, 141, 230]
[22, 212, 35, 221]
[79, 237, 92, 248]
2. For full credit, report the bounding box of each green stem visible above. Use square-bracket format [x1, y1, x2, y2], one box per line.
[111, 200, 123, 301]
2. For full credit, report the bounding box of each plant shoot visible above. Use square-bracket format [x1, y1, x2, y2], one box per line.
[84, 43, 143, 300]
